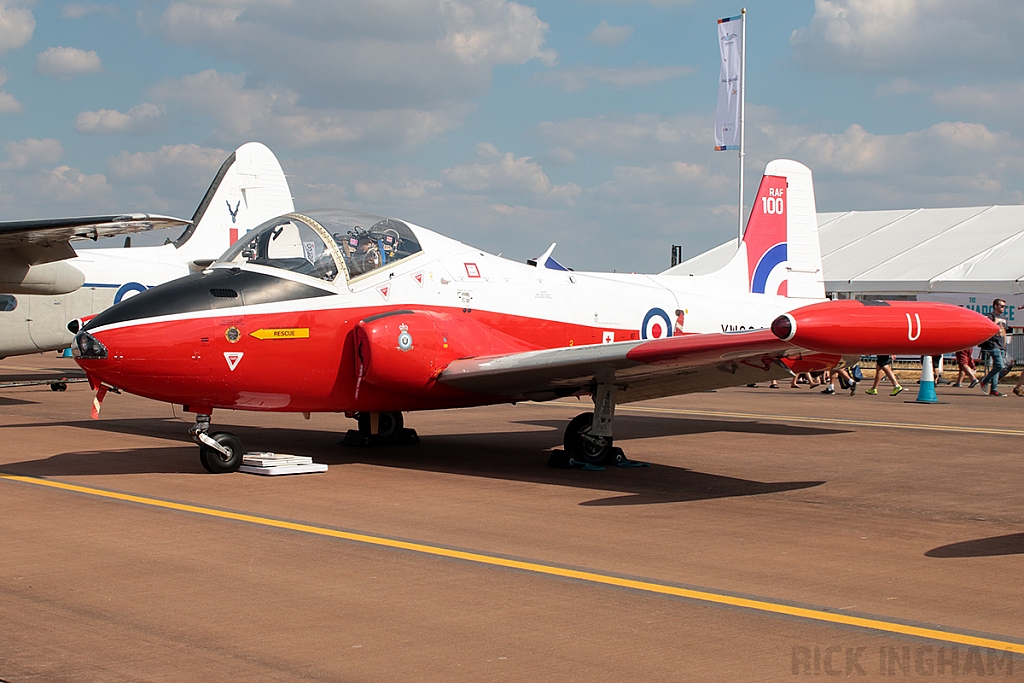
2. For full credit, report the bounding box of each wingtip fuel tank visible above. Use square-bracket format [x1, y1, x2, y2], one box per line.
[771, 300, 998, 356]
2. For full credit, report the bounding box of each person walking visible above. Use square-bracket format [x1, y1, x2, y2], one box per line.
[865, 354, 903, 396]
[952, 348, 979, 388]
[978, 299, 1009, 397]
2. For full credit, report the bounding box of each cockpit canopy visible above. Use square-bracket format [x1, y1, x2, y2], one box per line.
[215, 210, 423, 283]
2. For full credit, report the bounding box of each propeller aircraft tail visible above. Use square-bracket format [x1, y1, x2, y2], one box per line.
[173, 142, 295, 264]
[715, 159, 824, 299]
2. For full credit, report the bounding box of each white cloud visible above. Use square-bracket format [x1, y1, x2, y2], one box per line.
[0, 138, 112, 213]
[442, 142, 580, 204]
[36, 46, 102, 79]
[0, 68, 20, 113]
[159, 0, 554, 114]
[354, 177, 443, 202]
[443, 0, 557, 67]
[0, 138, 63, 171]
[588, 19, 633, 47]
[543, 146, 576, 166]
[107, 143, 227, 187]
[536, 113, 710, 160]
[72, 1, 556, 159]
[40, 165, 110, 203]
[598, 162, 730, 202]
[0, 2, 33, 54]
[791, 0, 1024, 75]
[0, 91, 20, 113]
[75, 103, 164, 135]
[767, 121, 1018, 178]
[148, 69, 468, 149]
[739, 116, 1024, 209]
[931, 82, 1024, 128]
[535, 63, 693, 93]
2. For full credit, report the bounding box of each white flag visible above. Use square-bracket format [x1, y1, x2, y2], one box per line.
[714, 14, 742, 151]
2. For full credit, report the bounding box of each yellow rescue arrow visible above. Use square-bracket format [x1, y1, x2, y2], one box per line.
[250, 328, 310, 340]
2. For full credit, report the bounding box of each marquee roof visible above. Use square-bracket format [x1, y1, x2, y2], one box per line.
[663, 206, 1024, 295]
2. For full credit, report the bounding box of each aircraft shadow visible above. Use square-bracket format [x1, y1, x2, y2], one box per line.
[3, 446, 203, 476]
[0, 369, 86, 383]
[1, 414, 831, 506]
[0, 396, 39, 406]
[515, 413, 848, 440]
[925, 533, 1024, 558]
[0, 417, 193, 443]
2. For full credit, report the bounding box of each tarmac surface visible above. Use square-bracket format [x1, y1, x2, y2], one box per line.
[1, 353, 1023, 682]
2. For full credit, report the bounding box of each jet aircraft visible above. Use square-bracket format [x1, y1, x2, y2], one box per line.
[0, 142, 294, 358]
[73, 160, 996, 472]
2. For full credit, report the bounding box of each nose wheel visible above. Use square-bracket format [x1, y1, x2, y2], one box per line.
[190, 414, 243, 473]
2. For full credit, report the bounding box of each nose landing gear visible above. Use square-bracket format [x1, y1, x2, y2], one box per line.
[190, 414, 244, 473]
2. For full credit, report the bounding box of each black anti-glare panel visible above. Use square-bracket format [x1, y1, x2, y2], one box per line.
[83, 269, 332, 331]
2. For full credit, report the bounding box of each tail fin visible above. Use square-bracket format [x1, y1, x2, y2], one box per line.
[172, 142, 294, 262]
[733, 159, 824, 299]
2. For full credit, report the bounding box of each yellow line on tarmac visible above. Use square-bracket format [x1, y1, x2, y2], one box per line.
[547, 401, 1024, 437]
[3, 473, 1023, 655]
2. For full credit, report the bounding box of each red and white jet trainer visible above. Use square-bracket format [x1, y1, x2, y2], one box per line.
[74, 159, 996, 473]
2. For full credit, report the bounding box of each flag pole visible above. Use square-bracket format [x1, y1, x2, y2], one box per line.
[737, 7, 746, 244]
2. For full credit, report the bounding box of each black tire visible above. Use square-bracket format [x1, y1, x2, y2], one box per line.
[198, 449, 215, 473]
[376, 412, 404, 442]
[563, 412, 614, 465]
[199, 432, 244, 474]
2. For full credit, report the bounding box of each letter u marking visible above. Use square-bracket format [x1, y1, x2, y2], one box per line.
[906, 313, 921, 341]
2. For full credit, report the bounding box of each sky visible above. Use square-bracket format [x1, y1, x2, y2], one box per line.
[1, 0, 1023, 273]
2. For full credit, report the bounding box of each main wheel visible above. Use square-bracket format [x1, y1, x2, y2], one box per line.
[563, 412, 614, 465]
[198, 432, 244, 474]
[376, 412, 404, 442]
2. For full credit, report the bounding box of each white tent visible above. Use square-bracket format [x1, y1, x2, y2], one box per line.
[664, 206, 1024, 297]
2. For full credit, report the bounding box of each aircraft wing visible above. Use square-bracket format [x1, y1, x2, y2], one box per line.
[0, 214, 191, 248]
[438, 329, 800, 404]
[437, 299, 999, 404]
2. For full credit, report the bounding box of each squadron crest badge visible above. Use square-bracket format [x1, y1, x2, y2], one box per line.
[397, 323, 413, 352]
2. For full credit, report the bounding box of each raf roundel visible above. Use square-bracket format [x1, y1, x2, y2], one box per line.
[114, 282, 147, 304]
[641, 308, 673, 340]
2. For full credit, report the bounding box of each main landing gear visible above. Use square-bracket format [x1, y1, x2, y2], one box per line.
[557, 379, 628, 467]
[340, 411, 419, 446]
[190, 414, 244, 474]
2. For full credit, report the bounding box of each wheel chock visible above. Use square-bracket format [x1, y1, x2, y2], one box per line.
[546, 449, 606, 471]
[613, 449, 650, 468]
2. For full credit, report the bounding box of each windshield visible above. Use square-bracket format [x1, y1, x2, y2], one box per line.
[217, 214, 340, 282]
[312, 210, 422, 281]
